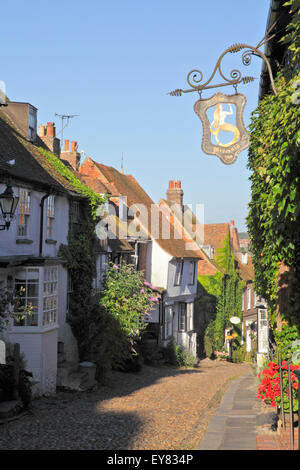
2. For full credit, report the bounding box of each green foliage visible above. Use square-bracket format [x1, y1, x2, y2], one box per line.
[59, 227, 97, 361]
[100, 263, 159, 339]
[88, 298, 129, 380]
[246, 71, 300, 332]
[93, 263, 159, 374]
[232, 344, 246, 364]
[281, 0, 300, 71]
[38, 147, 107, 218]
[197, 234, 245, 357]
[273, 324, 299, 362]
[164, 338, 196, 368]
[210, 235, 244, 352]
[204, 334, 214, 358]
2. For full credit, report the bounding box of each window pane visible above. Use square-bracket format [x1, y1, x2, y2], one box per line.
[179, 303, 187, 331]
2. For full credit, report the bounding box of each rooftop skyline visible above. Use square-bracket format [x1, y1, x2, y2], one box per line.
[0, 0, 271, 232]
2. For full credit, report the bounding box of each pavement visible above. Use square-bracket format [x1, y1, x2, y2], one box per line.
[195, 372, 299, 451]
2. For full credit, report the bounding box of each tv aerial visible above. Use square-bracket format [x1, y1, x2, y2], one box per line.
[55, 113, 79, 145]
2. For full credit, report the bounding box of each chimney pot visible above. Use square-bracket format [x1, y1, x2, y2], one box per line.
[38, 124, 47, 137]
[71, 141, 78, 152]
[47, 122, 55, 137]
[64, 139, 69, 151]
[176, 180, 181, 189]
[169, 180, 175, 189]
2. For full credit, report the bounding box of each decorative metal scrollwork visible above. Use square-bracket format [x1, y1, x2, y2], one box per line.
[168, 30, 278, 97]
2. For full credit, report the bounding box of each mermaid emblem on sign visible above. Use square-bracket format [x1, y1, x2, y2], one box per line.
[209, 103, 240, 147]
[194, 93, 250, 165]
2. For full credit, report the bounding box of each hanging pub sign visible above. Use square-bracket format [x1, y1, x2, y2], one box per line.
[194, 92, 250, 165]
[168, 34, 278, 165]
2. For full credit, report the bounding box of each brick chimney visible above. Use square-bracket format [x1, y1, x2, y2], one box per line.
[38, 122, 60, 157]
[166, 180, 183, 209]
[229, 219, 240, 252]
[60, 139, 81, 171]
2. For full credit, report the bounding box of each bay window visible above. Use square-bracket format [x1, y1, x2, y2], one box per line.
[14, 268, 39, 326]
[43, 267, 58, 326]
[13, 266, 58, 328]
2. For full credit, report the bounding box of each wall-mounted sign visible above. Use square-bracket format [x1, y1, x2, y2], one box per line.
[230, 316, 241, 325]
[194, 93, 250, 165]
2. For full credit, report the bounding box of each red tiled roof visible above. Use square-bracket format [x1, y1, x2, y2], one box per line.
[236, 255, 255, 281]
[203, 223, 230, 251]
[80, 158, 201, 259]
[0, 108, 81, 196]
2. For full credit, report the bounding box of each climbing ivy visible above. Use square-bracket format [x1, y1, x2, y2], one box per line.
[246, 71, 300, 331]
[37, 147, 107, 360]
[247, 2, 300, 340]
[197, 234, 245, 356]
[38, 147, 107, 218]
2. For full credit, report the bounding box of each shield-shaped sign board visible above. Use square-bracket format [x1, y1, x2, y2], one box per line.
[194, 93, 250, 165]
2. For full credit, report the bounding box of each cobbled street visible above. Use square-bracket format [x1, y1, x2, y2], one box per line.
[0, 360, 251, 450]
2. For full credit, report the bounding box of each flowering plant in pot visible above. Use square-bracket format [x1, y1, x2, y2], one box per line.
[257, 361, 300, 412]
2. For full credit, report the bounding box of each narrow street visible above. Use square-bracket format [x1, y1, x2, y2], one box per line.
[0, 360, 251, 450]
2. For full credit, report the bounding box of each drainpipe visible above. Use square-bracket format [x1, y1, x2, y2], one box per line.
[39, 193, 50, 257]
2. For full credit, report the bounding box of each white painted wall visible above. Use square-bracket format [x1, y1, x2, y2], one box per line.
[0, 180, 73, 395]
[0, 184, 69, 258]
[7, 327, 58, 395]
[167, 259, 198, 299]
[149, 240, 171, 289]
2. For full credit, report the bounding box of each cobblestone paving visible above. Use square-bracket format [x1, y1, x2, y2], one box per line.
[0, 360, 251, 450]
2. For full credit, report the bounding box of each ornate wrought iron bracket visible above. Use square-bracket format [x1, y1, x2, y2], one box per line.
[168, 33, 278, 97]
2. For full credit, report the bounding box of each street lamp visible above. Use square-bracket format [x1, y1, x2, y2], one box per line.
[0, 183, 19, 230]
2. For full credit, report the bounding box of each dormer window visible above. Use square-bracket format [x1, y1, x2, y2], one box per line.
[29, 105, 37, 141]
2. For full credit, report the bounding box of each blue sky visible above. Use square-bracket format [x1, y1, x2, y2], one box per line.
[1, 0, 271, 232]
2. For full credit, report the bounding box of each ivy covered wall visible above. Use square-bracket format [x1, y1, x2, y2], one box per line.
[246, 0, 300, 344]
[195, 234, 245, 357]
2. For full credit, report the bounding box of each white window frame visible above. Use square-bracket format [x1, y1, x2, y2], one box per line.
[46, 195, 55, 239]
[174, 260, 184, 286]
[188, 261, 196, 285]
[186, 302, 194, 331]
[43, 267, 58, 326]
[12, 266, 58, 330]
[29, 106, 37, 141]
[17, 188, 31, 237]
[165, 305, 173, 339]
[247, 287, 251, 310]
[178, 302, 187, 332]
[13, 267, 39, 326]
[257, 308, 269, 353]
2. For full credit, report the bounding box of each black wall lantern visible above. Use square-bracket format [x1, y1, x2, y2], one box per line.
[0, 183, 19, 230]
